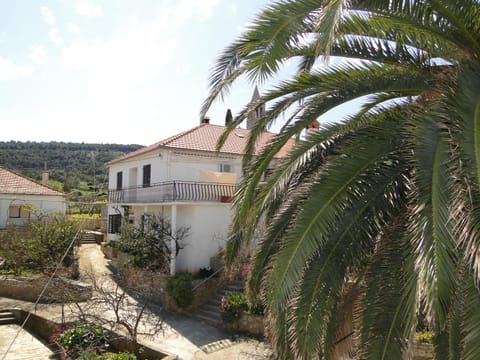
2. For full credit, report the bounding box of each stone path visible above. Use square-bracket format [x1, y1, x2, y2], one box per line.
[0, 244, 272, 359]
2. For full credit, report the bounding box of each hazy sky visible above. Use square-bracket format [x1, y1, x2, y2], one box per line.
[0, 0, 279, 145]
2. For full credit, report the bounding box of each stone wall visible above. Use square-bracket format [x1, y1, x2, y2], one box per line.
[0, 276, 92, 303]
[223, 313, 265, 337]
[10, 309, 62, 343]
[413, 341, 434, 360]
[8, 309, 170, 359]
[104, 245, 225, 312]
[74, 217, 102, 231]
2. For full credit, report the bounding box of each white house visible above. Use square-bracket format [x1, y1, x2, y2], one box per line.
[106, 115, 296, 275]
[0, 167, 67, 228]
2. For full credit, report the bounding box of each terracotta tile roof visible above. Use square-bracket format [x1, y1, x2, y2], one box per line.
[108, 123, 296, 165]
[0, 167, 65, 196]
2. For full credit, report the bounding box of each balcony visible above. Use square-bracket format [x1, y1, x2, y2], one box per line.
[108, 181, 236, 204]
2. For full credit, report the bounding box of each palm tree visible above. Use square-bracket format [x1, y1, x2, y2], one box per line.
[202, 0, 480, 359]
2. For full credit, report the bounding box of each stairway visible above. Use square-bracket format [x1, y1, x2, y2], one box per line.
[193, 280, 244, 326]
[80, 231, 97, 244]
[0, 310, 16, 325]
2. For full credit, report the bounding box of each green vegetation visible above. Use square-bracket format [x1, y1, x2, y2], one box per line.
[116, 215, 190, 273]
[76, 353, 137, 360]
[0, 213, 80, 275]
[415, 331, 434, 344]
[53, 323, 109, 358]
[220, 290, 264, 322]
[220, 291, 248, 322]
[51, 323, 138, 359]
[203, 0, 480, 358]
[0, 141, 142, 198]
[166, 272, 193, 308]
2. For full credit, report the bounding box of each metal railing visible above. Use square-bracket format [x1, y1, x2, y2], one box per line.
[108, 181, 236, 204]
[192, 266, 224, 292]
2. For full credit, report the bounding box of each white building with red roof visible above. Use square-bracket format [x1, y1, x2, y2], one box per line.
[106, 116, 296, 275]
[0, 167, 67, 228]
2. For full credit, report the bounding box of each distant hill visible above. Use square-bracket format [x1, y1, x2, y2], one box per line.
[0, 141, 143, 194]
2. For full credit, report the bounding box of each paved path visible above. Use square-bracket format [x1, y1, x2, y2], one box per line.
[0, 244, 272, 359]
[0, 324, 53, 360]
[78, 244, 272, 359]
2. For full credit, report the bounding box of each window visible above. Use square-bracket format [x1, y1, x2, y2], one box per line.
[142, 164, 151, 187]
[9, 205, 30, 219]
[219, 163, 232, 173]
[108, 214, 122, 234]
[116, 171, 123, 190]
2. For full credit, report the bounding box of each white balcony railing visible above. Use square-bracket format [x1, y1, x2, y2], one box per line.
[108, 181, 236, 204]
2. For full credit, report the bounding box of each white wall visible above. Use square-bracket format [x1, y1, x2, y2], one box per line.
[106, 149, 240, 271]
[0, 194, 66, 228]
[170, 152, 242, 183]
[107, 149, 244, 191]
[175, 203, 231, 272]
[107, 202, 232, 272]
[107, 150, 168, 190]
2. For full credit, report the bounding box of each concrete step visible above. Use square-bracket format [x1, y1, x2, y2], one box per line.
[192, 280, 245, 328]
[0, 311, 16, 325]
[80, 232, 97, 244]
[0, 317, 16, 325]
[193, 310, 222, 327]
[202, 302, 221, 312]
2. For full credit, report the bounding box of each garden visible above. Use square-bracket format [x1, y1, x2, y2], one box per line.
[0, 212, 80, 277]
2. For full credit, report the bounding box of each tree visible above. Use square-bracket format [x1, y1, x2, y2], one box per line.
[202, 1, 480, 358]
[69, 270, 164, 344]
[117, 215, 190, 273]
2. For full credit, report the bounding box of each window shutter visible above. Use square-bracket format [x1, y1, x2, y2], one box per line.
[116, 171, 123, 190]
[143, 164, 151, 187]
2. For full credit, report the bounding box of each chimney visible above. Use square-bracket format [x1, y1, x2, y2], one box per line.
[306, 119, 320, 133]
[225, 109, 233, 126]
[201, 116, 210, 124]
[41, 162, 49, 186]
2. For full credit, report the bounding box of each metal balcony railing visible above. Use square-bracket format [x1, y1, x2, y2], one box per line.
[108, 181, 236, 204]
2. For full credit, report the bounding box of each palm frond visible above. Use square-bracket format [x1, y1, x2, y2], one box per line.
[265, 116, 403, 312]
[409, 105, 458, 328]
[359, 215, 417, 360]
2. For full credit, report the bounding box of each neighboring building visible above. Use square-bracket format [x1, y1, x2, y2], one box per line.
[0, 167, 67, 228]
[106, 117, 296, 275]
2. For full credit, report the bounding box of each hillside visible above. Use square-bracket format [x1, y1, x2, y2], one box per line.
[0, 141, 143, 194]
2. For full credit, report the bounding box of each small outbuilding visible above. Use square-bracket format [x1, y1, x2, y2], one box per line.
[0, 166, 67, 228]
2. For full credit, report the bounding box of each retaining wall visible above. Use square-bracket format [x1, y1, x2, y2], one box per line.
[0, 276, 92, 303]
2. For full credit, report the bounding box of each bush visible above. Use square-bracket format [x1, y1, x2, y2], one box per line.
[53, 323, 109, 357]
[220, 290, 265, 322]
[110, 353, 137, 360]
[220, 291, 248, 322]
[197, 266, 214, 278]
[75, 352, 137, 360]
[415, 330, 434, 343]
[166, 272, 193, 308]
[0, 213, 80, 275]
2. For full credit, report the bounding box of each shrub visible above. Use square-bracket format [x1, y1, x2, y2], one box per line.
[166, 272, 193, 308]
[110, 353, 137, 360]
[75, 352, 137, 360]
[53, 323, 109, 357]
[0, 213, 80, 275]
[415, 330, 434, 343]
[220, 291, 248, 322]
[220, 290, 265, 322]
[197, 266, 214, 278]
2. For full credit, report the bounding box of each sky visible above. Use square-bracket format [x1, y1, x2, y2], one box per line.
[0, 0, 277, 145]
